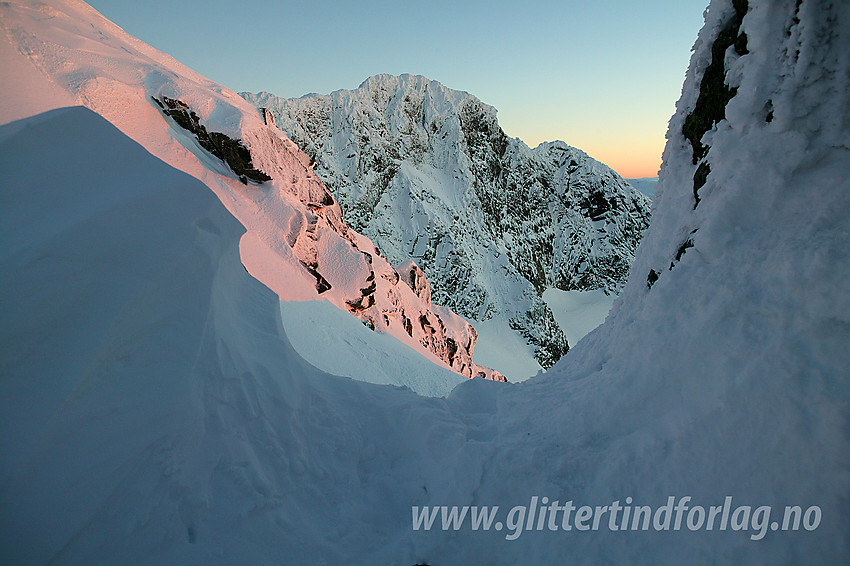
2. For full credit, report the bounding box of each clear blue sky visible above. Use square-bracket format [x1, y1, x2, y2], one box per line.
[88, 0, 708, 178]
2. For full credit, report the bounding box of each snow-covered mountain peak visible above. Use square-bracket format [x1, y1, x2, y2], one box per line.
[243, 75, 652, 372]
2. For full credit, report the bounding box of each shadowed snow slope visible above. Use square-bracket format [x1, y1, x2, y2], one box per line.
[0, 105, 478, 564]
[1, 0, 849, 564]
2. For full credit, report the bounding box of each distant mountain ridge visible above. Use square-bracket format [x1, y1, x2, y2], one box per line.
[626, 177, 658, 198]
[243, 76, 652, 368]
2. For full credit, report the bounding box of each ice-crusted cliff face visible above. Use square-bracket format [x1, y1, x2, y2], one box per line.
[243, 76, 651, 368]
[0, 0, 502, 385]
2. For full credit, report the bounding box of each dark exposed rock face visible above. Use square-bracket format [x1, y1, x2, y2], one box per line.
[646, 1, 750, 289]
[154, 96, 271, 184]
[681, 0, 749, 207]
[243, 75, 651, 368]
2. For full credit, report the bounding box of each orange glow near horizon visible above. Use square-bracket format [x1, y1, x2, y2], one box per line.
[592, 146, 663, 180]
[498, 103, 670, 181]
[517, 130, 665, 180]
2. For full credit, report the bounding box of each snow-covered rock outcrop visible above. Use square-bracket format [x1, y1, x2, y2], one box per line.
[0, 0, 502, 384]
[243, 76, 652, 367]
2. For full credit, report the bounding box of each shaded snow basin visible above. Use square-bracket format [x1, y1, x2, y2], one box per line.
[279, 299, 466, 397]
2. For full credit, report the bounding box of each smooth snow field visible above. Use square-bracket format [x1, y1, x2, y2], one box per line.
[472, 318, 543, 381]
[543, 288, 616, 351]
[280, 299, 466, 397]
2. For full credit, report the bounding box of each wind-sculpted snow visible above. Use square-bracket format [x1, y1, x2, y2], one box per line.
[243, 75, 652, 368]
[0, 106, 486, 563]
[0, 0, 501, 384]
[2, 0, 848, 564]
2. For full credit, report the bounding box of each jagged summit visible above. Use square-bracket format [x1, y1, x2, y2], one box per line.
[359, 73, 458, 90]
[243, 75, 651, 370]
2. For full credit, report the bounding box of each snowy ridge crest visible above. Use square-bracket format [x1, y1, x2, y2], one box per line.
[0, 0, 501, 382]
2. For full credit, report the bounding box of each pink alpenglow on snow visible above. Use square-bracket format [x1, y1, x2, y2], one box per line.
[0, 0, 502, 385]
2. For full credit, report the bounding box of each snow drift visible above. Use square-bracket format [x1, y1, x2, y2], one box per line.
[0, 106, 488, 562]
[1, 0, 848, 564]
